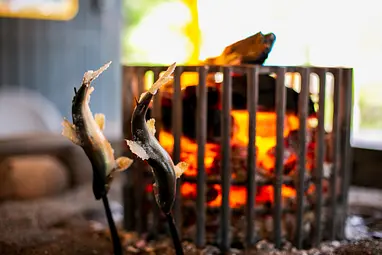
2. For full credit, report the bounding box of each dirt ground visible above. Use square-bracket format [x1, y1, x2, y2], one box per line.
[1, 224, 382, 255]
[1, 180, 382, 255]
[0, 225, 113, 255]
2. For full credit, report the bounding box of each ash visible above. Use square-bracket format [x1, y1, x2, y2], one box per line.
[180, 205, 328, 248]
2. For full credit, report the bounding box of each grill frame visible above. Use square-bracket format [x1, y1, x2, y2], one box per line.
[122, 65, 353, 251]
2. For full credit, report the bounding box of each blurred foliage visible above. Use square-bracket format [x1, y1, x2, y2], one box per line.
[358, 87, 382, 129]
[122, 0, 169, 64]
[120, 0, 381, 132]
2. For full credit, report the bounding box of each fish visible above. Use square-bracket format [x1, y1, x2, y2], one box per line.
[62, 61, 133, 200]
[125, 62, 188, 214]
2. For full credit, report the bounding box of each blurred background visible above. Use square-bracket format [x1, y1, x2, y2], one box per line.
[0, 0, 381, 190]
[0, 1, 382, 254]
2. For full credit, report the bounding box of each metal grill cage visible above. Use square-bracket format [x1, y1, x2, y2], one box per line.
[122, 65, 353, 251]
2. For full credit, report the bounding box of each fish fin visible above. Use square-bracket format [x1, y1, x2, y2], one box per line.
[115, 157, 134, 172]
[104, 140, 115, 156]
[148, 62, 176, 95]
[146, 118, 156, 136]
[125, 140, 149, 160]
[94, 113, 105, 131]
[85, 86, 95, 104]
[88, 86, 95, 95]
[174, 161, 188, 179]
[105, 157, 133, 187]
[61, 118, 81, 145]
[83, 61, 112, 85]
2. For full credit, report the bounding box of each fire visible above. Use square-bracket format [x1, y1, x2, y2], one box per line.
[157, 110, 316, 208]
[181, 182, 297, 208]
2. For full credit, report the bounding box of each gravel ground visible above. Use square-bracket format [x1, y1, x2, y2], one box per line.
[1, 181, 382, 255]
[1, 225, 382, 255]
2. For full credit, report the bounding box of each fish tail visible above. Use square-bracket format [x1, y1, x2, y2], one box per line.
[148, 62, 176, 95]
[83, 61, 112, 85]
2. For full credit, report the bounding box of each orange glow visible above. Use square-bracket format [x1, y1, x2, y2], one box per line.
[181, 183, 297, 208]
[158, 110, 316, 208]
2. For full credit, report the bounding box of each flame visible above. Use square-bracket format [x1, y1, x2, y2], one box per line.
[158, 110, 316, 208]
[180, 183, 297, 207]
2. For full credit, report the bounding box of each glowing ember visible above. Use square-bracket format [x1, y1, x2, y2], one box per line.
[156, 110, 317, 208]
[180, 182, 297, 208]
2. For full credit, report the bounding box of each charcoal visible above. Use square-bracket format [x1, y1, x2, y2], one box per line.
[160, 74, 316, 141]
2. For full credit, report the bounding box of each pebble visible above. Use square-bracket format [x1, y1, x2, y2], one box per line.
[331, 240, 341, 248]
[228, 248, 242, 255]
[282, 241, 293, 251]
[256, 240, 276, 252]
[126, 236, 375, 255]
[307, 248, 320, 255]
[201, 245, 220, 255]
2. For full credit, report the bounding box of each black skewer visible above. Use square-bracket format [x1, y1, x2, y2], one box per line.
[166, 212, 184, 255]
[102, 193, 123, 255]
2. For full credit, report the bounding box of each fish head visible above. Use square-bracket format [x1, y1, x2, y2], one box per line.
[72, 62, 111, 106]
[133, 91, 153, 118]
[72, 84, 92, 106]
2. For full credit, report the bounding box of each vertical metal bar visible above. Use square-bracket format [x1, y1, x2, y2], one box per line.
[329, 68, 342, 240]
[153, 68, 162, 139]
[122, 67, 134, 138]
[172, 66, 183, 233]
[137, 69, 145, 95]
[294, 67, 309, 249]
[123, 67, 136, 232]
[274, 67, 286, 249]
[314, 69, 327, 246]
[220, 66, 232, 252]
[152, 68, 161, 235]
[339, 68, 353, 239]
[195, 66, 208, 248]
[246, 66, 259, 247]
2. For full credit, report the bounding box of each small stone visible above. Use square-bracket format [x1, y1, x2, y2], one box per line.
[331, 240, 341, 248]
[290, 247, 298, 252]
[256, 240, 274, 251]
[228, 248, 242, 255]
[182, 241, 198, 253]
[127, 246, 139, 253]
[282, 241, 293, 251]
[89, 220, 105, 232]
[201, 245, 220, 255]
[144, 245, 155, 253]
[135, 239, 146, 249]
[320, 245, 333, 253]
[307, 248, 320, 255]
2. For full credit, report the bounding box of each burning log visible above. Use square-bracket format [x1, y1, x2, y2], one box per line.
[203, 32, 276, 65]
[160, 74, 316, 141]
[61, 62, 134, 255]
[157, 31, 315, 141]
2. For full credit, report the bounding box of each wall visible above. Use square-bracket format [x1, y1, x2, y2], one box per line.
[352, 147, 382, 189]
[0, 0, 122, 141]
